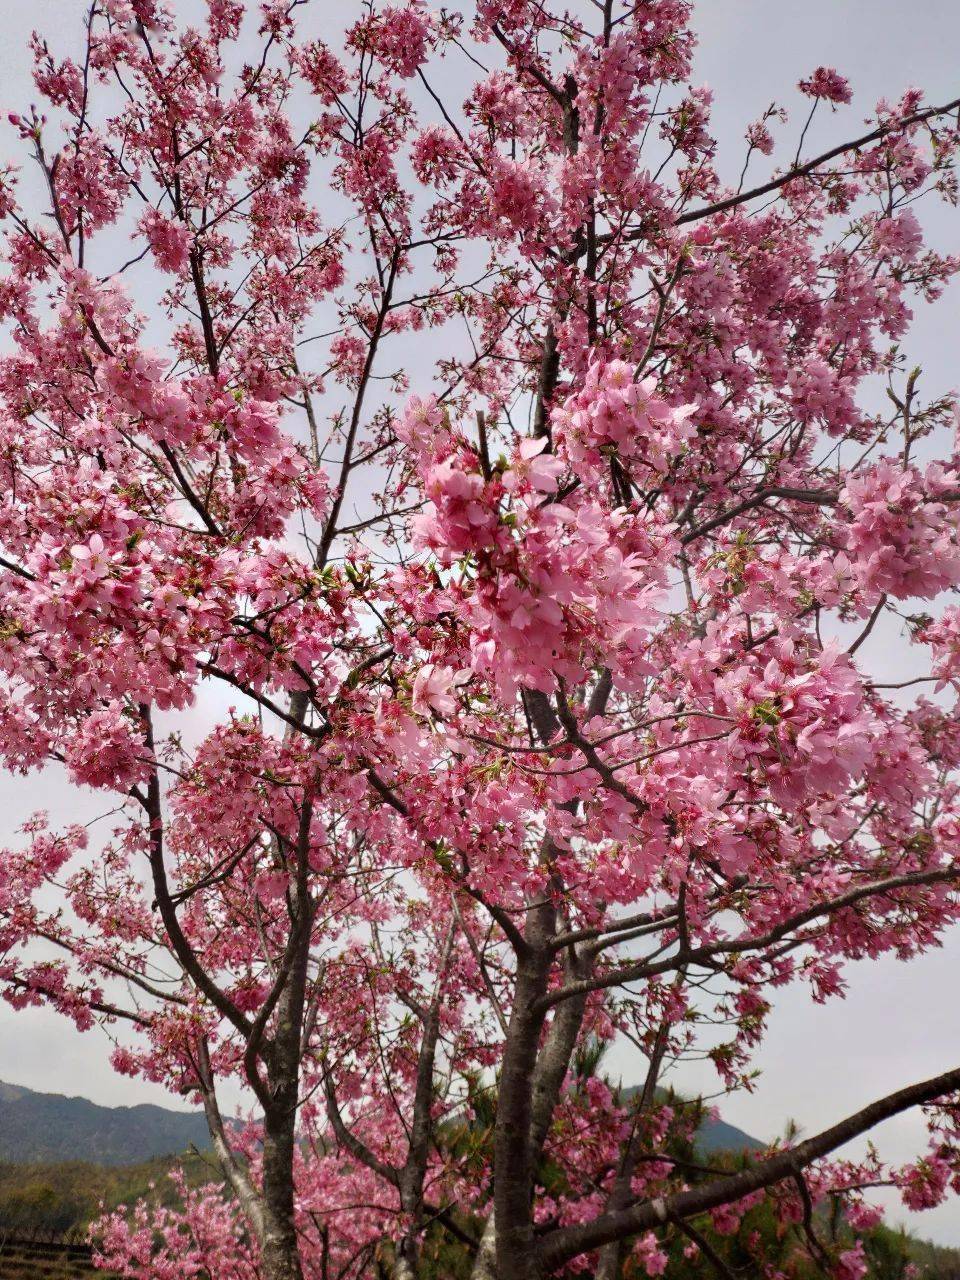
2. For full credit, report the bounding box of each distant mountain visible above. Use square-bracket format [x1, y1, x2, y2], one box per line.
[696, 1112, 763, 1155]
[0, 1080, 209, 1167]
[0, 1076, 761, 1170]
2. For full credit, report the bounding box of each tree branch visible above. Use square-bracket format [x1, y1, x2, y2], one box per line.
[671, 95, 960, 228]
[541, 1062, 960, 1265]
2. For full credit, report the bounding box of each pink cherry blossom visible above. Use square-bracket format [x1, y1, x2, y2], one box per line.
[0, 4, 957, 1279]
[799, 66, 853, 104]
[410, 663, 467, 718]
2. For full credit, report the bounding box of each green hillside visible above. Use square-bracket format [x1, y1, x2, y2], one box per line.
[0, 1153, 219, 1235]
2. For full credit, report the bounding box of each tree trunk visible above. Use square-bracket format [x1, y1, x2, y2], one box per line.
[258, 795, 315, 1280]
[260, 1094, 304, 1280]
[393, 1174, 422, 1280]
[471, 1218, 498, 1280]
[392, 1251, 418, 1280]
[596, 1238, 625, 1280]
[493, 948, 550, 1280]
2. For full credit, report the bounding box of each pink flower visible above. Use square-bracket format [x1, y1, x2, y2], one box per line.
[836, 1240, 868, 1280]
[70, 532, 111, 580]
[636, 1231, 669, 1276]
[502, 436, 565, 494]
[139, 209, 192, 274]
[64, 702, 148, 789]
[746, 120, 775, 155]
[841, 460, 960, 599]
[799, 66, 852, 104]
[873, 210, 923, 262]
[411, 663, 467, 717]
[900, 1155, 951, 1210]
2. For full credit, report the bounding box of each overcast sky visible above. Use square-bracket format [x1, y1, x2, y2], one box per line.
[0, 0, 959, 1249]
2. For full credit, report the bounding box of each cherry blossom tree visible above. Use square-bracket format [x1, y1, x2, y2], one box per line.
[2, 2, 960, 1278]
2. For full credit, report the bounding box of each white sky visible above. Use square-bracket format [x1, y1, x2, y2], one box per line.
[0, 0, 958, 1249]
